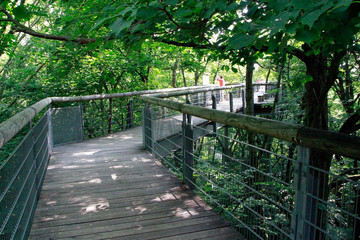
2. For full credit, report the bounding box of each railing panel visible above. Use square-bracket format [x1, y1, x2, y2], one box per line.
[141, 85, 360, 240]
[0, 111, 50, 240]
[51, 106, 83, 146]
[32, 112, 51, 194]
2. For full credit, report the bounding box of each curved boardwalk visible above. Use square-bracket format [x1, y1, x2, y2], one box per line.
[29, 126, 242, 239]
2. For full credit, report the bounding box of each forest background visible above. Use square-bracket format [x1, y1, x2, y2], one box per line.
[0, 1, 359, 168]
[1, 1, 360, 238]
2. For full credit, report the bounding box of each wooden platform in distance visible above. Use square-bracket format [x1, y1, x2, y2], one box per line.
[29, 126, 242, 240]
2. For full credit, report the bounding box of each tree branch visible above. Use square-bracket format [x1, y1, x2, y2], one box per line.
[0, 6, 112, 44]
[154, 37, 223, 50]
[162, 6, 208, 30]
[339, 109, 360, 134]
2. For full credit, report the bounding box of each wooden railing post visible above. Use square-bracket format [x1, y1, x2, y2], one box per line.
[143, 103, 153, 151]
[161, 107, 166, 118]
[211, 94, 217, 133]
[79, 103, 85, 141]
[291, 146, 311, 240]
[229, 92, 234, 113]
[203, 92, 207, 106]
[47, 109, 53, 153]
[182, 113, 194, 189]
[241, 89, 245, 114]
[126, 98, 134, 129]
[222, 93, 233, 163]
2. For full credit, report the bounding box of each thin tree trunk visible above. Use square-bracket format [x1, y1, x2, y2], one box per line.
[171, 59, 179, 88]
[181, 65, 187, 87]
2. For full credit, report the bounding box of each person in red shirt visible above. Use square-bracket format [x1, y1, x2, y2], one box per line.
[217, 75, 225, 86]
[216, 76, 225, 102]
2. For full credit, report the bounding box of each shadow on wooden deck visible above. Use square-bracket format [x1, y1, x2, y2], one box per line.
[29, 126, 242, 240]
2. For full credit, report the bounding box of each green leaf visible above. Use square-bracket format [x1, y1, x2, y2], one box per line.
[301, 2, 332, 28]
[138, 7, 158, 19]
[222, 65, 230, 71]
[1, 0, 9, 8]
[268, 0, 289, 12]
[295, 26, 315, 43]
[109, 18, 132, 36]
[291, 0, 313, 9]
[227, 2, 239, 11]
[91, 17, 111, 31]
[228, 34, 255, 50]
[13, 5, 31, 20]
[268, 11, 294, 35]
[164, 0, 178, 5]
[174, 9, 192, 18]
[215, 1, 227, 10]
[103, 6, 117, 13]
[268, 37, 278, 52]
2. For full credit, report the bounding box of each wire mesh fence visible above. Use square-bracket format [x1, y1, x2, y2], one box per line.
[143, 92, 360, 240]
[1, 85, 250, 240]
[81, 96, 143, 139]
[0, 111, 51, 240]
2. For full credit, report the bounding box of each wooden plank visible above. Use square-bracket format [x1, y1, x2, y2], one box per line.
[41, 173, 173, 191]
[157, 227, 243, 240]
[60, 217, 229, 240]
[29, 126, 241, 239]
[30, 209, 216, 239]
[33, 188, 195, 217]
[31, 200, 209, 229]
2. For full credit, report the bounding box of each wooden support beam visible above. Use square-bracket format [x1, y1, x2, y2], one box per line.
[0, 85, 219, 148]
[0, 98, 52, 148]
[140, 95, 360, 160]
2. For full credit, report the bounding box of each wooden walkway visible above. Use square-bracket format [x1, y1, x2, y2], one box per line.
[29, 126, 242, 239]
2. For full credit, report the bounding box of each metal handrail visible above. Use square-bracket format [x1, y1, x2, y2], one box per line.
[140, 93, 360, 160]
[0, 85, 236, 148]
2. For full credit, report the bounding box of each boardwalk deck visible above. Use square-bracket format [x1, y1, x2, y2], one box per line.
[29, 126, 242, 239]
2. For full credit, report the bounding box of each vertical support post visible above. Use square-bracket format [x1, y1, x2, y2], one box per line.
[241, 89, 245, 114]
[183, 113, 194, 189]
[193, 92, 198, 105]
[161, 107, 166, 118]
[79, 103, 84, 141]
[291, 146, 310, 240]
[211, 94, 217, 133]
[203, 92, 207, 106]
[29, 118, 39, 197]
[143, 103, 153, 151]
[127, 98, 134, 128]
[354, 185, 360, 240]
[222, 126, 229, 163]
[47, 108, 53, 153]
[229, 92, 234, 113]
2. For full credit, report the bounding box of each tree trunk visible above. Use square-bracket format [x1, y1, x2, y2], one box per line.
[245, 61, 254, 116]
[302, 53, 337, 240]
[171, 59, 179, 88]
[181, 65, 187, 87]
[194, 68, 201, 86]
[270, 62, 284, 118]
[212, 61, 221, 84]
[245, 60, 255, 167]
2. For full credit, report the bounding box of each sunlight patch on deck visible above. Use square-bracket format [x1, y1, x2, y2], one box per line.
[80, 199, 110, 214]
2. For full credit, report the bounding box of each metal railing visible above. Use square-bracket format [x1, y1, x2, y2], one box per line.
[141, 88, 360, 240]
[0, 111, 51, 240]
[1, 85, 242, 240]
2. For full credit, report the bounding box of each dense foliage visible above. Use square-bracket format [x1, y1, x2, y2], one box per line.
[0, 0, 359, 238]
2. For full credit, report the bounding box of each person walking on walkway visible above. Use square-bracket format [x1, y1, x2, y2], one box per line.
[216, 76, 225, 102]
